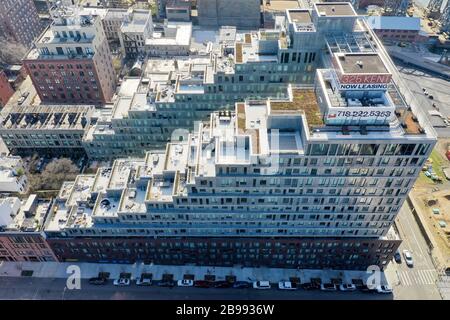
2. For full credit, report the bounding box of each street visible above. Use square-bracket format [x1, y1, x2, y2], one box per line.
[0, 277, 392, 300]
[386, 203, 443, 299]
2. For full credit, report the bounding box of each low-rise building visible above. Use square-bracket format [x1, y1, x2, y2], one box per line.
[0, 104, 94, 157]
[0, 156, 28, 194]
[119, 8, 153, 59]
[0, 195, 57, 262]
[0, 70, 14, 108]
[145, 21, 192, 56]
[103, 8, 129, 42]
[366, 16, 423, 43]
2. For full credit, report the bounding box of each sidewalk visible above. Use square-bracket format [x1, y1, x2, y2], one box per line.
[0, 261, 387, 285]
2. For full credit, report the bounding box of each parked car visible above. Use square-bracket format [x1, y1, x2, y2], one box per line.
[194, 280, 213, 288]
[301, 283, 316, 290]
[177, 279, 194, 287]
[278, 281, 297, 290]
[213, 281, 233, 288]
[339, 283, 356, 291]
[232, 281, 251, 289]
[113, 278, 130, 286]
[89, 277, 107, 285]
[157, 280, 176, 287]
[136, 276, 152, 286]
[376, 285, 393, 294]
[253, 281, 271, 289]
[320, 283, 337, 291]
[428, 95, 434, 100]
[444, 267, 450, 276]
[394, 250, 402, 263]
[403, 250, 414, 267]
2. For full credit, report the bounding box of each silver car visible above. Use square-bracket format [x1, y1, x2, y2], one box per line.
[403, 250, 414, 267]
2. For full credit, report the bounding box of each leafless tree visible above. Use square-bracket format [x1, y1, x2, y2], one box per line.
[0, 38, 27, 65]
[29, 158, 79, 192]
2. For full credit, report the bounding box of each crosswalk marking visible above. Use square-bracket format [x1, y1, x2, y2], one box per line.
[397, 269, 438, 287]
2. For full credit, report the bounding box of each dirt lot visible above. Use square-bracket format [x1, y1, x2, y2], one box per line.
[411, 139, 450, 266]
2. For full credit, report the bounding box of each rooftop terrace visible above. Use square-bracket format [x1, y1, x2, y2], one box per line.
[270, 88, 324, 129]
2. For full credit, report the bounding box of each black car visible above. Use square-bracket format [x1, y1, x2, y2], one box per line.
[394, 250, 402, 263]
[428, 95, 434, 100]
[232, 281, 251, 289]
[89, 277, 107, 285]
[157, 280, 176, 287]
[445, 267, 450, 276]
[301, 283, 316, 290]
[214, 281, 233, 288]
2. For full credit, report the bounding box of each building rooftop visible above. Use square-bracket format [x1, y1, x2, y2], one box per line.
[315, 3, 357, 17]
[5, 197, 52, 232]
[121, 9, 151, 34]
[366, 16, 421, 32]
[288, 10, 312, 25]
[271, 88, 324, 129]
[263, 0, 301, 12]
[107, 159, 144, 191]
[146, 22, 192, 47]
[66, 175, 95, 207]
[335, 53, 390, 74]
[0, 104, 93, 131]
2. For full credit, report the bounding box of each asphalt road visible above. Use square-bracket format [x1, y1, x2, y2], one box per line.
[388, 203, 442, 299]
[0, 277, 393, 300]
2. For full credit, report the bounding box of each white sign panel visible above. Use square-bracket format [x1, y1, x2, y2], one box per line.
[326, 107, 395, 124]
[339, 83, 388, 91]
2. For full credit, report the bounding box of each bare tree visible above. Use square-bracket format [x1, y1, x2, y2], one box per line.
[0, 39, 28, 65]
[29, 158, 79, 192]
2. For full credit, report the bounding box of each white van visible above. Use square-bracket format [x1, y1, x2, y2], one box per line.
[253, 281, 271, 289]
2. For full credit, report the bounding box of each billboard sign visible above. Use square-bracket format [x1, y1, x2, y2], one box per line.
[339, 74, 392, 84]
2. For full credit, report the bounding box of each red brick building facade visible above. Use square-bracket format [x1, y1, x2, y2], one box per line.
[0, 70, 14, 108]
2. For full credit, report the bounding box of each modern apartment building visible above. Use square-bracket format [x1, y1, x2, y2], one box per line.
[79, 4, 360, 160]
[0, 104, 95, 157]
[42, 4, 436, 270]
[22, 6, 116, 104]
[0, 0, 43, 47]
[44, 73, 434, 268]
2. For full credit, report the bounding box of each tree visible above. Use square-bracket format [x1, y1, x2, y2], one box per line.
[0, 39, 28, 65]
[29, 158, 79, 192]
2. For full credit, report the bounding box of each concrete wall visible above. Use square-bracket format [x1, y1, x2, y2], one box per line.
[197, 0, 261, 28]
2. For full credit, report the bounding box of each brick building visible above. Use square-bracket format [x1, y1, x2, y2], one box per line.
[23, 9, 116, 104]
[0, 70, 14, 108]
[0, 0, 42, 47]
